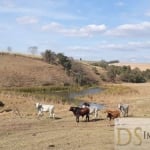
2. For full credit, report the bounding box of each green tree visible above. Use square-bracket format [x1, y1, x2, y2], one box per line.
[57, 53, 72, 72]
[42, 50, 56, 64]
[107, 65, 118, 82]
[143, 69, 150, 81]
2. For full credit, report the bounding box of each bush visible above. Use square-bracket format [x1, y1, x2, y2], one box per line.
[105, 65, 146, 83]
[41, 50, 57, 64]
[92, 60, 108, 69]
[143, 69, 150, 81]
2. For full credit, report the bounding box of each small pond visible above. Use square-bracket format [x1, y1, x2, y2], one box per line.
[68, 87, 102, 100]
[57, 87, 105, 109]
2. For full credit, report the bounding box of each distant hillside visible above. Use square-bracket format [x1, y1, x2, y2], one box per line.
[0, 53, 102, 87]
[0, 53, 73, 87]
[112, 62, 150, 71]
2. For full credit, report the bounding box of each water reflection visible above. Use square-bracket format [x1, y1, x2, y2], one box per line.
[68, 87, 105, 109]
[68, 87, 102, 100]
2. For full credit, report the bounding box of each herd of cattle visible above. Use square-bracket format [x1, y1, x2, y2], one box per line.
[0, 100, 129, 123]
[35, 102, 129, 123]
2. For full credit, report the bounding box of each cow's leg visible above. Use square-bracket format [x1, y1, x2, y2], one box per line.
[38, 111, 42, 117]
[96, 110, 99, 118]
[126, 108, 129, 117]
[52, 113, 55, 119]
[86, 114, 89, 122]
[108, 113, 112, 121]
[94, 111, 98, 120]
[93, 111, 98, 121]
[76, 115, 79, 122]
[49, 110, 52, 118]
[108, 116, 112, 126]
[123, 111, 126, 117]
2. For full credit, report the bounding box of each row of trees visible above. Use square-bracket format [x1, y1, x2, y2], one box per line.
[41, 50, 72, 74]
[41, 50, 98, 86]
[42, 51, 150, 84]
[106, 65, 146, 83]
[92, 60, 150, 83]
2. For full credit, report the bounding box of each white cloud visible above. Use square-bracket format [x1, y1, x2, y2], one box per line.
[106, 22, 150, 37]
[41, 22, 106, 37]
[97, 41, 150, 52]
[66, 46, 92, 51]
[0, 0, 31, 14]
[41, 22, 62, 31]
[16, 16, 38, 24]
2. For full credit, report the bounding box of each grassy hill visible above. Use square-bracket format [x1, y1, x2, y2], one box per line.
[0, 53, 73, 87]
[1, 52, 150, 88]
[0, 53, 102, 88]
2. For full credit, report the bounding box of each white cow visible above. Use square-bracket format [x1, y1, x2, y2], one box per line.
[36, 103, 55, 118]
[81, 103, 100, 119]
[118, 103, 129, 117]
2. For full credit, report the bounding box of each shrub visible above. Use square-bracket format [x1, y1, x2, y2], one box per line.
[57, 53, 72, 73]
[105, 65, 146, 83]
[41, 50, 57, 64]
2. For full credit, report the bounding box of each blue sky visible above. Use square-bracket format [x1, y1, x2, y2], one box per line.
[0, 0, 150, 62]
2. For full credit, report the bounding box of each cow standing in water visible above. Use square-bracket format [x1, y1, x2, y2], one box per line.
[69, 106, 90, 123]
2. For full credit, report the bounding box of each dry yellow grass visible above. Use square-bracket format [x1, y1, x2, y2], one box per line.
[113, 62, 150, 71]
[0, 53, 150, 150]
[0, 91, 113, 150]
[0, 83, 150, 150]
[0, 54, 72, 87]
[80, 83, 150, 117]
[0, 53, 103, 87]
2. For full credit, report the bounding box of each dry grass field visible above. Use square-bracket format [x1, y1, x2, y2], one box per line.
[0, 83, 150, 150]
[0, 53, 150, 150]
[112, 62, 150, 71]
[0, 53, 72, 87]
[0, 53, 102, 87]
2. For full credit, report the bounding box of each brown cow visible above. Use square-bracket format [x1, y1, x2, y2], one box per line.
[105, 109, 120, 121]
[69, 106, 90, 123]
